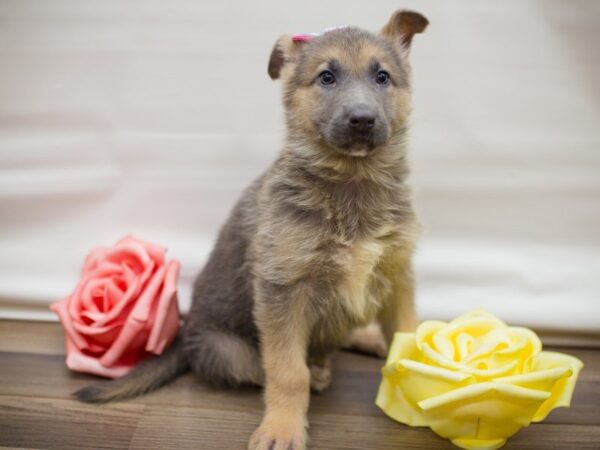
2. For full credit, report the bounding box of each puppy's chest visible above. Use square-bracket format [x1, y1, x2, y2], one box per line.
[331, 235, 388, 322]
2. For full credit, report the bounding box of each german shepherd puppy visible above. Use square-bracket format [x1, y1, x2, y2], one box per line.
[76, 9, 428, 450]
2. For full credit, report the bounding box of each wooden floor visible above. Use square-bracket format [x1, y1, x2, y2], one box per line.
[0, 321, 599, 450]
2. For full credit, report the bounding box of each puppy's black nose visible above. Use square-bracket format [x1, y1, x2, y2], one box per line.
[348, 109, 376, 132]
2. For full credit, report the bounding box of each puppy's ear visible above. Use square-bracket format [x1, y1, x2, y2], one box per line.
[268, 35, 305, 80]
[381, 10, 428, 49]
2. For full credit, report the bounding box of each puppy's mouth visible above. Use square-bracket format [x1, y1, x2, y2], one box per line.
[315, 111, 390, 157]
[340, 137, 377, 157]
[324, 129, 388, 157]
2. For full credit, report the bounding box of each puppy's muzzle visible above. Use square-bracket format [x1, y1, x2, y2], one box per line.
[348, 107, 376, 133]
[337, 104, 382, 151]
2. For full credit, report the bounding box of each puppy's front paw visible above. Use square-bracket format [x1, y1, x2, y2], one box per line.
[248, 415, 307, 450]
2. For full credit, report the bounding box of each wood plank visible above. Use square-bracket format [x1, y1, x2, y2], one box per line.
[0, 352, 92, 400]
[130, 405, 600, 450]
[1, 320, 600, 449]
[130, 405, 457, 450]
[0, 395, 144, 449]
[0, 350, 599, 429]
[0, 353, 600, 438]
[0, 320, 64, 355]
[506, 424, 600, 450]
[1, 341, 599, 415]
[2, 394, 598, 450]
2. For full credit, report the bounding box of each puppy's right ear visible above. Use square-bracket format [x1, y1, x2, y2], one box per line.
[268, 35, 305, 80]
[381, 10, 428, 49]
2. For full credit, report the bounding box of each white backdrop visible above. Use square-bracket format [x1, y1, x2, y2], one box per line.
[1, 0, 599, 332]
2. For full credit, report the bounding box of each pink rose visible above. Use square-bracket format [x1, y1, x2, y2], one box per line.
[51, 235, 181, 378]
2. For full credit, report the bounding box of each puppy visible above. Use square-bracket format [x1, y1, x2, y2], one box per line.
[76, 9, 428, 450]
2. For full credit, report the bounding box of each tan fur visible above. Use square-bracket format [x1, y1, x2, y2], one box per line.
[381, 10, 429, 47]
[344, 322, 388, 357]
[74, 16, 428, 442]
[249, 10, 428, 450]
[336, 238, 385, 322]
[250, 299, 311, 450]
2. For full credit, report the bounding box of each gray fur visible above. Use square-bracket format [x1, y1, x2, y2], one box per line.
[75, 17, 425, 433]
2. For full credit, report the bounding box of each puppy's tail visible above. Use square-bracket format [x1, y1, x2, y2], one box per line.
[74, 336, 188, 403]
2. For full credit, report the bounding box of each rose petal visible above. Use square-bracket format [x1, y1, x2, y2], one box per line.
[392, 359, 475, 408]
[456, 332, 474, 361]
[86, 274, 141, 327]
[446, 317, 505, 339]
[376, 333, 428, 426]
[50, 297, 89, 351]
[417, 382, 549, 411]
[421, 342, 464, 370]
[375, 374, 428, 427]
[493, 366, 572, 391]
[385, 332, 419, 364]
[146, 260, 181, 354]
[99, 265, 166, 367]
[463, 327, 511, 364]
[79, 278, 107, 313]
[130, 265, 167, 322]
[64, 338, 135, 379]
[105, 278, 125, 309]
[118, 235, 166, 267]
[421, 342, 519, 379]
[82, 246, 109, 275]
[89, 260, 125, 279]
[399, 359, 473, 383]
[71, 316, 124, 336]
[104, 242, 152, 276]
[417, 382, 550, 450]
[415, 321, 446, 351]
[530, 351, 584, 422]
[433, 333, 456, 361]
[66, 280, 86, 323]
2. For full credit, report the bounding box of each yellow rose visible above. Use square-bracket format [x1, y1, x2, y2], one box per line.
[376, 311, 583, 450]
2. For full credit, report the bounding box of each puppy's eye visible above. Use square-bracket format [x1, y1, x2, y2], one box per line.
[375, 70, 390, 85]
[319, 70, 336, 85]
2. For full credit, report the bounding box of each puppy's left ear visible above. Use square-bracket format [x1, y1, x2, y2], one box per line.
[268, 35, 306, 80]
[381, 10, 429, 49]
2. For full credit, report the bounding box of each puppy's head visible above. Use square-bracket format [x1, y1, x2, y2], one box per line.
[268, 10, 428, 158]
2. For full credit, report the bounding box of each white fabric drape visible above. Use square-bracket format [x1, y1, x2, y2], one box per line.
[1, 1, 599, 331]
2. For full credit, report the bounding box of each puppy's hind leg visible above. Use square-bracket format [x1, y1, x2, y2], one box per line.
[343, 322, 388, 358]
[308, 356, 332, 393]
[184, 329, 264, 387]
